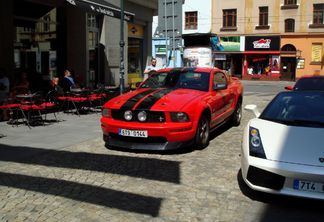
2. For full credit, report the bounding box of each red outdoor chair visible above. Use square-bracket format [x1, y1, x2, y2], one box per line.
[0, 102, 24, 126]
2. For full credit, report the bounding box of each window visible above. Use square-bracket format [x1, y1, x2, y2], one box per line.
[313, 4, 324, 25]
[185, 11, 197, 30]
[222, 9, 237, 31]
[284, 0, 296, 5]
[213, 72, 226, 85]
[43, 15, 50, 32]
[285, 19, 295, 32]
[311, 43, 322, 63]
[259, 7, 268, 26]
[281, 0, 298, 9]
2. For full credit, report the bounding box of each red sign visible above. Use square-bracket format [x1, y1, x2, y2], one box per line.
[253, 39, 271, 49]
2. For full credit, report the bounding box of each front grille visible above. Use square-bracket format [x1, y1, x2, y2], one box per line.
[247, 166, 285, 190]
[111, 110, 165, 123]
[109, 133, 167, 143]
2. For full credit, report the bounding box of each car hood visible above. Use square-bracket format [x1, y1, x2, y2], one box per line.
[107, 88, 205, 111]
[249, 119, 324, 167]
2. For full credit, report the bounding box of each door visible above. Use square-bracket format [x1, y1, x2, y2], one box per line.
[281, 57, 296, 81]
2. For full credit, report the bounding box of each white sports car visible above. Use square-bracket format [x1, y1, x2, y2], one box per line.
[241, 91, 324, 200]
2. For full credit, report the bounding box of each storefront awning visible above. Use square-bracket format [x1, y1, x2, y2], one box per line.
[243, 51, 280, 55]
[66, 0, 134, 22]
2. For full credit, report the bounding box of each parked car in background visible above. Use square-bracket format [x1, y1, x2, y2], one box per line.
[285, 75, 324, 91]
[101, 67, 243, 151]
[241, 91, 324, 200]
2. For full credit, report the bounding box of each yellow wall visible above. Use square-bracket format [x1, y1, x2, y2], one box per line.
[245, 0, 253, 34]
[282, 36, 324, 78]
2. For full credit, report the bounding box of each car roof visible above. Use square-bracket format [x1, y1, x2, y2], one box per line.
[298, 75, 324, 79]
[294, 75, 324, 91]
[156, 67, 224, 73]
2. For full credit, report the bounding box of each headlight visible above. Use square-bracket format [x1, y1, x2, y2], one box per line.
[102, 108, 111, 117]
[124, 110, 133, 121]
[170, 112, 190, 122]
[138, 111, 147, 122]
[249, 127, 266, 159]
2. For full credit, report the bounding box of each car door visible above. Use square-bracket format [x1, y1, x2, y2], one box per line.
[209, 71, 230, 127]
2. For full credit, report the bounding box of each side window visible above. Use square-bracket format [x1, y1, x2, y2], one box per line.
[213, 72, 227, 90]
[214, 72, 226, 84]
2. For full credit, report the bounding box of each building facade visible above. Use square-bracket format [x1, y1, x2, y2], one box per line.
[0, 0, 157, 92]
[212, 0, 324, 80]
[182, 0, 214, 68]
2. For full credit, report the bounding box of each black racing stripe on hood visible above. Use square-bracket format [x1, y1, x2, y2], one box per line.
[120, 89, 157, 110]
[135, 88, 174, 110]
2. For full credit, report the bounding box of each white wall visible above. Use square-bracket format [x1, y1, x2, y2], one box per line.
[182, 0, 212, 34]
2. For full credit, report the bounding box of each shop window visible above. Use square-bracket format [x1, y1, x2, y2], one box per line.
[221, 9, 237, 31]
[256, 7, 270, 30]
[285, 19, 295, 32]
[185, 11, 197, 30]
[310, 4, 324, 28]
[247, 56, 274, 76]
[311, 43, 323, 64]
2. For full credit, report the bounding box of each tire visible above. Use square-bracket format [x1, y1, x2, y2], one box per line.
[232, 99, 242, 126]
[194, 114, 210, 149]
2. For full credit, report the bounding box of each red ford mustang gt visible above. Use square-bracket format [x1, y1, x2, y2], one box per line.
[101, 67, 243, 151]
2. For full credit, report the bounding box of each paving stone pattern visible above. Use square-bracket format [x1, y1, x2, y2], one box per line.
[0, 82, 323, 222]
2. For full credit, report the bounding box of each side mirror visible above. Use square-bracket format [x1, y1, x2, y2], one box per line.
[284, 85, 293, 91]
[244, 104, 260, 118]
[135, 82, 141, 88]
[213, 82, 227, 90]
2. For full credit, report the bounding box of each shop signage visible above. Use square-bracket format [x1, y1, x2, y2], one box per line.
[253, 39, 271, 49]
[214, 54, 226, 60]
[297, 58, 305, 69]
[128, 23, 144, 38]
[66, 0, 135, 22]
[245, 36, 280, 51]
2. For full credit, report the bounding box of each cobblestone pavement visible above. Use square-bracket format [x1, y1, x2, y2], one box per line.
[0, 83, 324, 222]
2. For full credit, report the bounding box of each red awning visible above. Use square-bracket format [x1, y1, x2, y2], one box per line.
[243, 51, 280, 55]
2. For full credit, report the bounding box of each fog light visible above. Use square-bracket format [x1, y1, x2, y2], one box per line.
[124, 110, 133, 121]
[138, 111, 147, 122]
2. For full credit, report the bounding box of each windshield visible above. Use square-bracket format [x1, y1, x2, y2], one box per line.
[260, 91, 324, 127]
[140, 71, 210, 92]
[294, 77, 324, 91]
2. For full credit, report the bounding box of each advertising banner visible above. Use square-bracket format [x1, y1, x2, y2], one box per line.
[211, 36, 241, 52]
[183, 47, 212, 67]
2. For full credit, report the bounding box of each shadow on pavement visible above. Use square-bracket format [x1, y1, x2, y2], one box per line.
[0, 172, 162, 217]
[0, 144, 180, 184]
[237, 169, 324, 221]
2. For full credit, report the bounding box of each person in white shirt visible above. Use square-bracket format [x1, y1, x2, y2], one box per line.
[143, 58, 159, 80]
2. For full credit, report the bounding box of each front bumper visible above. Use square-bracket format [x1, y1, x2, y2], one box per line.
[101, 117, 196, 150]
[241, 154, 324, 200]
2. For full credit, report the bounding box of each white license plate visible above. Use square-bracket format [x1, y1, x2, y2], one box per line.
[293, 179, 324, 193]
[118, 129, 148, 138]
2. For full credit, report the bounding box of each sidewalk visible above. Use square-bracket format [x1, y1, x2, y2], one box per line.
[0, 112, 102, 160]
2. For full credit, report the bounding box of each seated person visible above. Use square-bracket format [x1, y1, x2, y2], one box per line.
[60, 69, 76, 92]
